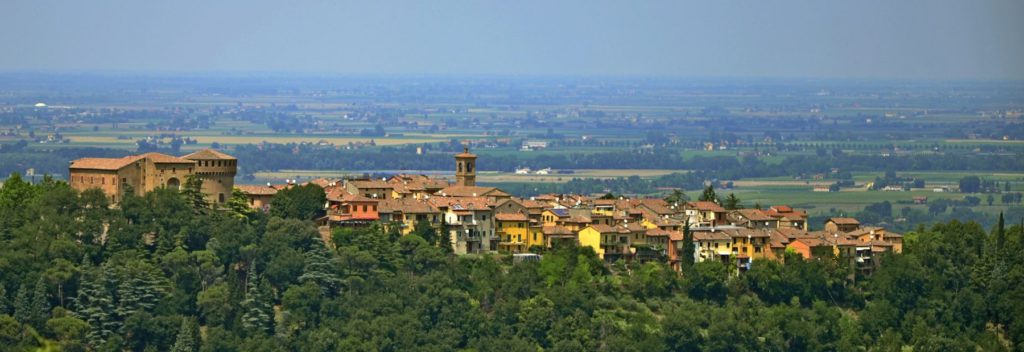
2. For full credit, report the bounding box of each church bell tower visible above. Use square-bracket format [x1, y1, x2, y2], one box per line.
[455, 147, 477, 186]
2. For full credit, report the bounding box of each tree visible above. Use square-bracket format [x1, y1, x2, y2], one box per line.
[986, 194, 994, 206]
[664, 189, 687, 204]
[412, 219, 439, 247]
[170, 316, 198, 352]
[115, 261, 168, 323]
[0, 285, 8, 315]
[226, 187, 256, 221]
[13, 283, 29, 325]
[995, 212, 1006, 250]
[74, 266, 118, 348]
[698, 185, 718, 203]
[959, 176, 981, 193]
[30, 277, 49, 327]
[298, 238, 343, 296]
[240, 262, 273, 335]
[723, 193, 742, 210]
[181, 174, 208, 210]
[46, 315, 90, 351]
[270, 183, 326, 220]
[680, 221, 694, 269]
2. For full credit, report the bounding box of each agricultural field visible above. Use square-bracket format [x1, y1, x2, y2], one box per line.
[1, 74, 1022, 221]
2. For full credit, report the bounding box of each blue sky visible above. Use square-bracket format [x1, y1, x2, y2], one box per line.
[2, 0, 1022, 79]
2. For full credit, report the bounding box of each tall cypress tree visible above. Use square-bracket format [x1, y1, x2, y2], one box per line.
[170, 316, 198, 352]
[30, 277, 50, 327]
[681, 220, 695, 269]
[180, 174, 208, 210]
[74, 266, 118, 348]
[241, 261, 273, 334]
[996, 212, 1006, 250]
[13, 283, 30, 324]
[0, 284, 8, 315]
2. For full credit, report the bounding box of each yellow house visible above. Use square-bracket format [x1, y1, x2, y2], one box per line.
[541, 208, 570, 226]
[525, 224, 545, 250]
[376, 198, 443, 235]
[496, 212, 530, 253]
[576, 226, 606, 259]
[692, 229, 733, 264]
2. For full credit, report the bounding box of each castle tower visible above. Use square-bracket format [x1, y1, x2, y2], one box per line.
[455, 147, 477, 187]
[182, 149, 237, 204]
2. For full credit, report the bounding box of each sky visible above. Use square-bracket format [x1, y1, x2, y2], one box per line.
[2, 0, 1023, 80]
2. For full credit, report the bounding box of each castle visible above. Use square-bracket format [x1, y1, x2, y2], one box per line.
[68, 149, 237, 204]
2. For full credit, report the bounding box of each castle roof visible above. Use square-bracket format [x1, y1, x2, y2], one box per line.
[182, 149, 236, 160]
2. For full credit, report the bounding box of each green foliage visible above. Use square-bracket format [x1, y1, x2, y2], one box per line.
[181, 174, 208, 210]
[226, 188, 256, 221]
[698, 184, 718, 203]
[0, 179, 1022, 350]
[171, 316, 199, 352]
[723, 193, 741, 210]
[269, 183, 326, 220]
[240, 262, 273, 335]
[13, 283, 30, 325]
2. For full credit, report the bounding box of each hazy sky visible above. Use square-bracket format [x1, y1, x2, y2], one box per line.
[2, 0, 1023, 79]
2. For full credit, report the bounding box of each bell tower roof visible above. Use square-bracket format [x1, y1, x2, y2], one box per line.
[455, 146, 477, 158]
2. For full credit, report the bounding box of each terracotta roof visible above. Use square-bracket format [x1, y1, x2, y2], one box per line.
[845, 226, 886, 238]
[689, 201, 726, 213]
[436, 185, 508, 198]
[339, 193, 378, 203]
[692, 230, 732, 241]
[69, 155, 143, 170]
[349, 180, 394, 189]
[646, 228, 671, 237]
[376, 198, 440, 214]
[139, 152, 195, 164]
[236, 185, 278, 196]
[792, 238, 830, 248]
[542, 225, 574, 236]
[588, 224, 617, 233]
[563, 216, 592, 224]
[721, 228, 771, 238]
[427, 196, 492, 211]
[181, 148, 236, 160]
[623, 223, 647, 232]
[827, 217, 861, 225]
[733, 209, 775, 221]
[636, 199, 675, 214]
[495, 212, 529, 222]
[769, 231, 790, 248]
[774, 227, 810, 239]
[668, 230, 684, 241]
[455, 147, 477, 158]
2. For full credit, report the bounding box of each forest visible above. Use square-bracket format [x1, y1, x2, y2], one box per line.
[1, 173, 1023, 351]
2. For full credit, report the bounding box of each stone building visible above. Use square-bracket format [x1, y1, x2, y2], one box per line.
[68, 149, 237, 205]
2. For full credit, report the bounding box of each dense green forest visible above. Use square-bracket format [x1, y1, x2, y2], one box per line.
[1, 174, 1023, 351]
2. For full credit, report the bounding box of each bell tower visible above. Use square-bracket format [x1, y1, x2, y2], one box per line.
[455, 146, 477, 186]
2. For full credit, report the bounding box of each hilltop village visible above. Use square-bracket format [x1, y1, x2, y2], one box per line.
[70, 147, 903, 274]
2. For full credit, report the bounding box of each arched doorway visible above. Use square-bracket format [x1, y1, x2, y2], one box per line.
[167, 178, 180, 190]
